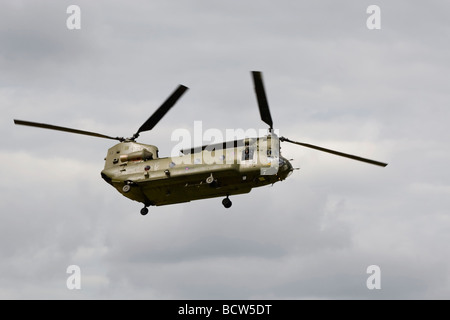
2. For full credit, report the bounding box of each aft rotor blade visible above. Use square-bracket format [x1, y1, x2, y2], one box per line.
[135, 85, 188, 137]
[280, 136, 388, 167]
[14, 119, 123, 141]
[252, 71, 273, 130]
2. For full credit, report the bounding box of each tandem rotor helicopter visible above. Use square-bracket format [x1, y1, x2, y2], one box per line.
[14, 71, 387, 215]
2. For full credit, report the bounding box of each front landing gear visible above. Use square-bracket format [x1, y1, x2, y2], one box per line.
[122, 184, 131, 193]
[140, 206, 149, 215]
[222, 196, 232, 209]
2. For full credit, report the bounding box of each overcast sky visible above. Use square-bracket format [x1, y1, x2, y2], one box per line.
[1, 0, 450, 299]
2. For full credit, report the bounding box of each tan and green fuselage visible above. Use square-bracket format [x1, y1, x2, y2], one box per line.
[101, 134, 293, 207]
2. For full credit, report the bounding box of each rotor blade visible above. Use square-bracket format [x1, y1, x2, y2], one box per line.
[135, 85, 188, 136]
[14, 119, 123, 141]
[280, 137, 388, 167]
[252, 71, 273, 129]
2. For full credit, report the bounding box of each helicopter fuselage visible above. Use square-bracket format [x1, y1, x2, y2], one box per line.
[101, 134, 293, 207]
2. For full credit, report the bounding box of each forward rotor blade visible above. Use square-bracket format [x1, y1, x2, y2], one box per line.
[280, 137, 388, 167]
[252, 71, 273, 130]
[135, 85, 188, 137]
[14, 119, 123, 141]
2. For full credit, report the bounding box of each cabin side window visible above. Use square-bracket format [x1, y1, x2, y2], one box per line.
[242, 146, 254, 161]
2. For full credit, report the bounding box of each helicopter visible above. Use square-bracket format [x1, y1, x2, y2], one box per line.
[14, 71, 387, 215]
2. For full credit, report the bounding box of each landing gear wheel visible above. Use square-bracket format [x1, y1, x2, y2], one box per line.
[222, 197, 232, 209]
[206, 174, 214, 184]
[140, 207, 149, 215]
[122, 184, 131, 193]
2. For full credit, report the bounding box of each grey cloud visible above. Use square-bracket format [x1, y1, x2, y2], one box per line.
[1, 0, 450, 299]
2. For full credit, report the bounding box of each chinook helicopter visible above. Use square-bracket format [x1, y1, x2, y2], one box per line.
[14, 71, 387, 215]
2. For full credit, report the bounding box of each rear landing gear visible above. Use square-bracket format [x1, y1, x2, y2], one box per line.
[140, 206, 149, 215]
[222, 196, 232, 209]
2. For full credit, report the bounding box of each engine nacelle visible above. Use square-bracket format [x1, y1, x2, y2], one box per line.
[104, 141, 159, 169]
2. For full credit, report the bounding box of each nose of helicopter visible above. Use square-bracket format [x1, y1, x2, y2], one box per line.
[277, 156, 294, 180]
